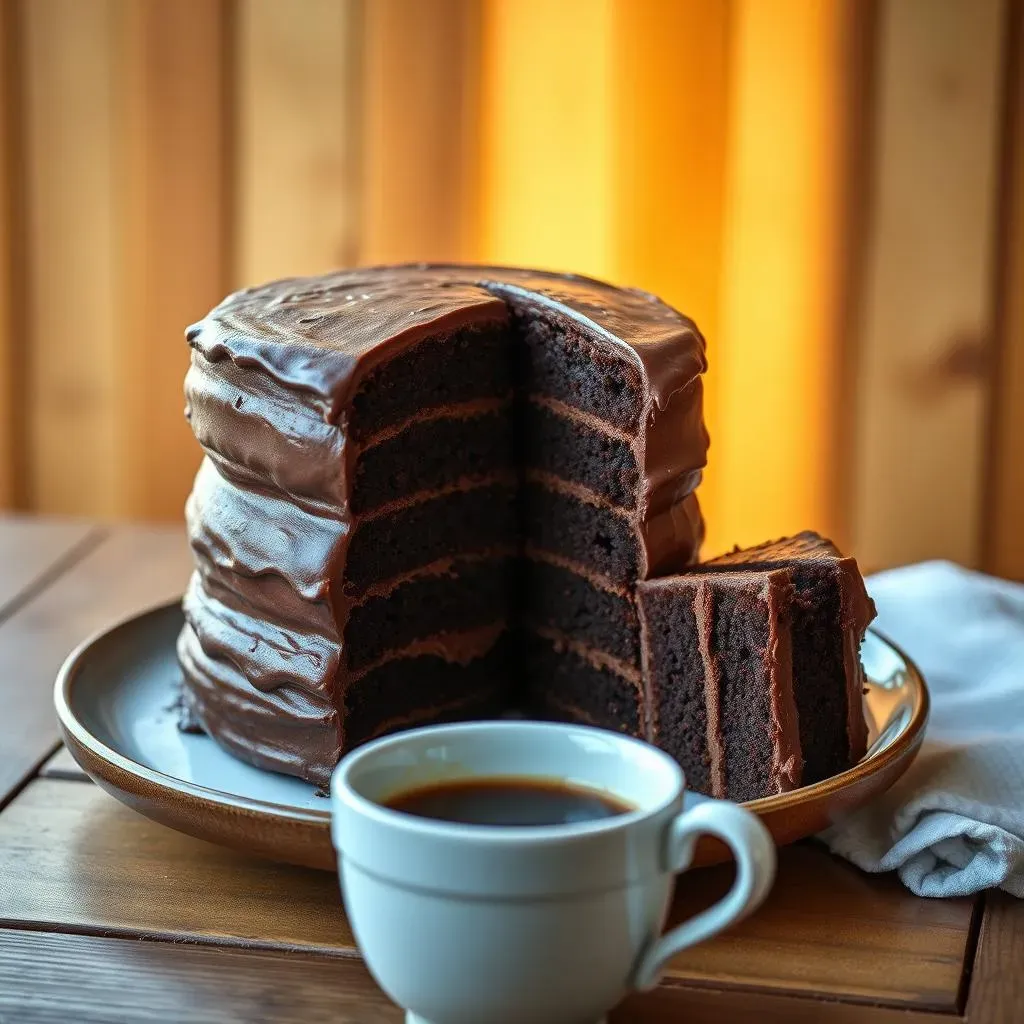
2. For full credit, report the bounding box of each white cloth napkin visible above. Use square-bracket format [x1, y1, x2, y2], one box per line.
[820, 561, 1024, 898]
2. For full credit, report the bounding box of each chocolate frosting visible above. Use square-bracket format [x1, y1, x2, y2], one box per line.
[187, 264, 707, 419]
[180, 263, 710, 784]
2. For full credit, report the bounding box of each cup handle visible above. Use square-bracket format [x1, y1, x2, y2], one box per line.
[631, 800, 776, 991]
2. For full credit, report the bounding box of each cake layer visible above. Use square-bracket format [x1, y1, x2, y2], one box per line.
[633, 582, 712, 795]
[183, 574, 340, 696]
[186, 355, 346, 505]
[712, 576, 797, 802]
[178, 624, 340, 786]
[519, 399, 638, 509]
[353, 405, 514, 515]
[637, 572, 802, 801]
[345, 482, 517, 594]
[343, 633, 514, 750]
[519, 481, 640, 584]
[187, 457, 345, 602]
[512, 307, 646, 433]
[705, 532, 874, 781]
[519, 556, 639, 663]
[519, 631, 642, 737]
[350, 322, 513, 439]
[345, 557, 515, 670]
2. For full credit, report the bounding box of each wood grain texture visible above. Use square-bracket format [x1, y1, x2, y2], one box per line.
[0, 518, 98, 616]
[0, 780, 976, 1011]
[711, 0, 858, 554]
[114, 0, 229, 521]
[38, 746, 89, 781]
[609, 0, 730, 554]
[0, 927, 963, 1024]
[22, 0, 120, 516]
[234, 0, 362, 286]
[0, 526, 190, 805]
[0, 929, 399, 1024]
[22, 0, 227, 519]
[985, 1, 1024, 580]
[850, 0, 1008, 570]
[615, 986, 957, 1024]
[966, 891, 1024, 1024]
[0, 0, 19, 509]
[360, 0, 481, 263]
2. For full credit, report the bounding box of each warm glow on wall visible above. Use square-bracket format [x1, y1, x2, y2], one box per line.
[476, 0, 851, 556]
[479, 0, 615, 279]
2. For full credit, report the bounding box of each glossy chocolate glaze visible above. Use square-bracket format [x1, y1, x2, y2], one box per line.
[180, 264, 710, 786]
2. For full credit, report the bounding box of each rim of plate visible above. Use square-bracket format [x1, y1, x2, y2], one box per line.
[53, 599, 930, 825]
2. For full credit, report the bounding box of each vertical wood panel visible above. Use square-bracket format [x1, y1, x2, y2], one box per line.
[116, 0, 230, 520]
[0, 0, 19, 508]
[478, 0, 614, 278]
[986, 3, 1024, 580]
[610, 0, 731, 554]
[361, 0, 481, 264]
[23, 0, 120, 516]
[235, 0, 362, 286]
[22, 0, 229, 521]
[850, 0, 1007, 570]
[712, 0, 855, 554]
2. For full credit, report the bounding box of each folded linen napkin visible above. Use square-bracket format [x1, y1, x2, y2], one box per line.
[820, 560, 1024, 898]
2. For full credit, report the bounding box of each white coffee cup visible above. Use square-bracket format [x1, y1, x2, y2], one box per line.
[330, 720, 775, 1024]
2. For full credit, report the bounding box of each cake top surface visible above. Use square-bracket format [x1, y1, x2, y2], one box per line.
[706, 530, 842, 567]
[637, 564, 793, 598]
[186, 263, 707, 419]
[701, 531, 876, 634]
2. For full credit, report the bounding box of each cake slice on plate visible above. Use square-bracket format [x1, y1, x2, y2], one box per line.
[637, 532, 875, 800]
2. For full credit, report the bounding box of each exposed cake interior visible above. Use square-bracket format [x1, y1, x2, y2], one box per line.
[703, 532, 874, 782]
[339, 299, 669, 760]
[637, 571, 800, 801]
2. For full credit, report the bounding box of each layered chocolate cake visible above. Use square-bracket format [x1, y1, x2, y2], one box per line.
[637, 533, 875, 800]
[178, 264, 709, 787]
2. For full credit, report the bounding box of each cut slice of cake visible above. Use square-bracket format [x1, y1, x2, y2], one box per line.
[637, 532, 875, 801]
[703, 532, 875, 785]
[637, 569, 802, 801]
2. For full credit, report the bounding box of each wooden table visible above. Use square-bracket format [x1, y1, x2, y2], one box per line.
[0, 516, 1019, 1024]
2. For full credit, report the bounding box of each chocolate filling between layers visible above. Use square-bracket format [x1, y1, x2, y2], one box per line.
[519, 631, 642, 737]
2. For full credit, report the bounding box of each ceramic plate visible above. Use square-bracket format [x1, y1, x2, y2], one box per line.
[54, 601, 929, 870]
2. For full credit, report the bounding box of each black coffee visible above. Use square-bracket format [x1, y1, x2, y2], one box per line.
[384, 776, 634, 826]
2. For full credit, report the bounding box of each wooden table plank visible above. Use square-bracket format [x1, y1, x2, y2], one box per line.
[965, 891, 1024, 1024]
[0, 928, 959, 1024]
[0, 526, 190, 806]
[0, 518, 99, 616]
[0, 929, 398, 1024]
[0, 778, 976, 1012]
[38, 746, 89, 781]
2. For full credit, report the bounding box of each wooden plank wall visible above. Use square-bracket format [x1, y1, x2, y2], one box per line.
[20, 0, 227, 520]
[234, 0, 361, 286]
[0, 0, 19, 509]
[1, 0, 1022, 578]
[849, 0, 1009, 572]
[986, 1, 1024, 579]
